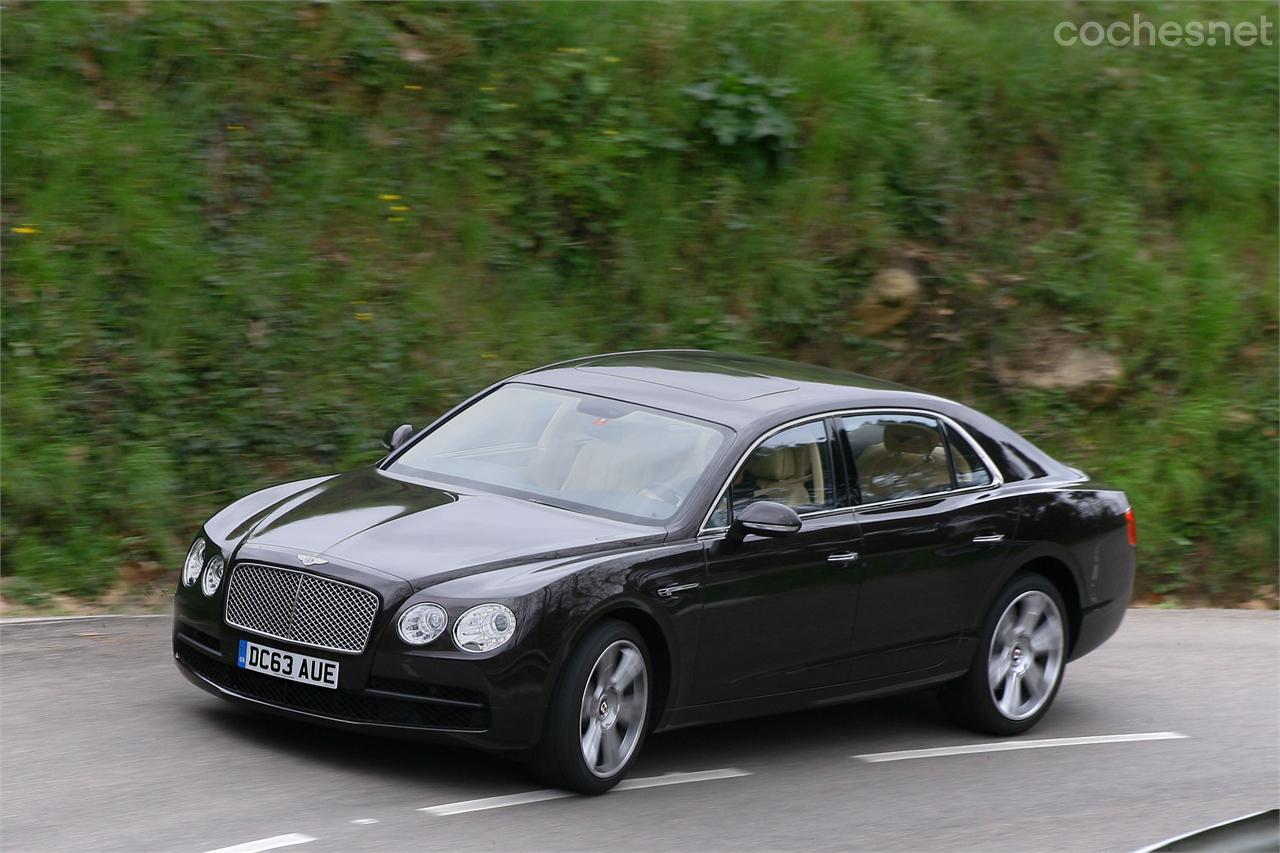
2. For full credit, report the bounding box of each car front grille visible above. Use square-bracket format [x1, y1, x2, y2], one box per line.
[175, 642, 489, 731]
[224, 562, 379, 654]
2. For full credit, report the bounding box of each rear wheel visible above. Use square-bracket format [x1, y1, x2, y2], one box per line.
[942, 573, 1068, 736]
[529, 620, 651, 794]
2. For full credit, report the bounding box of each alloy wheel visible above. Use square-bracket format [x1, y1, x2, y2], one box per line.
[579, 639, 648, 778]
[987, 590, 1065, 721]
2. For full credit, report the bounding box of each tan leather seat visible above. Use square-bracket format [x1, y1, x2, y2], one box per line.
[559, 424, 651, 493]
[744, 445, 815, 507]
[857, 423, 950, 501]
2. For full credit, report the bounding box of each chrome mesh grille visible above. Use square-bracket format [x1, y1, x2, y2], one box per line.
[224, 563, 379, 654]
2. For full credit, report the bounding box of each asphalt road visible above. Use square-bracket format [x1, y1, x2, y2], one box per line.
[1, 610, 1276, 853]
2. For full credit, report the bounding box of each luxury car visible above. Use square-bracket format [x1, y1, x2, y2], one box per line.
[173, 350, 1136, 793]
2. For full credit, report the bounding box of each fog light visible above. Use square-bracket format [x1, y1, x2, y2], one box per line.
[182, 539, 205, 587]
[453, 603, 516, 653]
[201, 555, 225, 597]
[398, 603, 448, 645]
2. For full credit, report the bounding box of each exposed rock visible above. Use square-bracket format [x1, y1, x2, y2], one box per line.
[854, 268, 921, 335]
[994, 338, 1123, 405]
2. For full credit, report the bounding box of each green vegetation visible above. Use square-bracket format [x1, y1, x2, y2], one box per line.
[2, 2, 1276, 607]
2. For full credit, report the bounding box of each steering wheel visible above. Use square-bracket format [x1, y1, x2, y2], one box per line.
[638, 483, 683, 507]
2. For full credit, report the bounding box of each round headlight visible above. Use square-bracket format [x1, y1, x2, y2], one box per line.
[182, 539, 205, 587]
[398, 603, 448, 646]
[453, 603, 516, 653]
[201, 555, 225, 597]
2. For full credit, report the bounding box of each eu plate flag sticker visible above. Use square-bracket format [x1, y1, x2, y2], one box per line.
[237, 639, 248, 668]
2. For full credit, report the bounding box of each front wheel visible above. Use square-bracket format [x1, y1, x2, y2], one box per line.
[529, 620, 651, 794]
[942, 573, 1069, 736]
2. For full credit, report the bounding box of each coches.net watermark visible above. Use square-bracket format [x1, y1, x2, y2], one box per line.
[1055, 15, 1274, 47]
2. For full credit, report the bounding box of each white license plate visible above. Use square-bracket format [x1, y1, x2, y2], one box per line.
[236, 639, 339, 689]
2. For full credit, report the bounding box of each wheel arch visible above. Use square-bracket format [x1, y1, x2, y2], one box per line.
[539, 596, 677, 733]
[1014, 555, 1083, 656]
[581, 603, 674, 728]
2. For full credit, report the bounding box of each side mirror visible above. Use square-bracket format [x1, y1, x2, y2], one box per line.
[729, 500, 802, 542]
[382, 423, 414, 452]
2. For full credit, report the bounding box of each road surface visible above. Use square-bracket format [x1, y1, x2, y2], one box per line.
[1, 609, 1276, 852]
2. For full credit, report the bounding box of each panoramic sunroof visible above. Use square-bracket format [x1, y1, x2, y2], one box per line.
[576, 353, 798, 401]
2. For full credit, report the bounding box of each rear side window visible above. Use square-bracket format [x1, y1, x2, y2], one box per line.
[842, 414, 952, 503]
[946, 425, 993, 488]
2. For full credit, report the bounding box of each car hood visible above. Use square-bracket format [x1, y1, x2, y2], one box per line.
[239, 468, 662, 587]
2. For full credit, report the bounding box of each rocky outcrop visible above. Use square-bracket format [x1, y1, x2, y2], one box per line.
[853, 268, 922, 335]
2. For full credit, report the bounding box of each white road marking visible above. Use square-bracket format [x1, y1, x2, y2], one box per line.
[852, 731, 1188, 763]
[420, 768, 752, 816]
[615, 767, 752, 790]
[204, 833, 315, 853]
[349, 818, 379, 825]
[421, 789, 573, 815]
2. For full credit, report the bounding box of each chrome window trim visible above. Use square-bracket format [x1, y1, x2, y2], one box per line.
[697, 407, 1005, 536]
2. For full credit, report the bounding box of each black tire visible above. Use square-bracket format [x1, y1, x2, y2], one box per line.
[529, 619, 652, 794]
[941, 572, 1070, 736]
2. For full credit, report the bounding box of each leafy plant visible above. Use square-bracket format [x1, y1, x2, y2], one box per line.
[684, 45, 798, 164]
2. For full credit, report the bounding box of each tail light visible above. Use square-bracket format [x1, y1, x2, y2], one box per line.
[1125, 507, 1137, 547]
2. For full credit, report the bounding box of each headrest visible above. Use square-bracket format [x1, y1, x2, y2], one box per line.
[746, 446, 803, 481]
[882, 423, 939, 455]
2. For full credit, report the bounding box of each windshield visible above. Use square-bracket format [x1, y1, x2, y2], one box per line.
[390, 383, 730, 523]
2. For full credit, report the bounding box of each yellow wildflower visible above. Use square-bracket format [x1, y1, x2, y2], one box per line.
[11, 226, 39, 235]
[389, 205, 410, 212]
[403, 84, 423, 91]
[387, 216, 405, 223]
[479, 85, 496, 93]
[602, 129, 619, 137]
[226, 124, 245, 131]
[481, 352, 498, 360]
[604, 56, 620, 63]
[378, 194, 402, 201]
[355, 312, 374, 321]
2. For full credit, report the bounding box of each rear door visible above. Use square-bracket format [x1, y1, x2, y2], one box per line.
[839, 413, 1020, 682]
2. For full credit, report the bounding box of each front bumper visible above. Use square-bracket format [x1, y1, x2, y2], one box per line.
[173, 583, 548, 753]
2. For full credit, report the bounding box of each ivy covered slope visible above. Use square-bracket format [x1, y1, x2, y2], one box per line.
[2, 3, 1276, 608]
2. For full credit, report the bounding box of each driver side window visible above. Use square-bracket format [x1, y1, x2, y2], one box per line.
[710, 420, 837, 528]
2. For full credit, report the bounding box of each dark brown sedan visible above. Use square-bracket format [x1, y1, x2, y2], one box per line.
[173, 350, 1136, 793]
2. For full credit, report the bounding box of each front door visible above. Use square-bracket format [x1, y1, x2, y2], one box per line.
[692, 419, 862, 704]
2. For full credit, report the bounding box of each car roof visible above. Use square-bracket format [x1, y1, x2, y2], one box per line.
[514, 349, 955, 432]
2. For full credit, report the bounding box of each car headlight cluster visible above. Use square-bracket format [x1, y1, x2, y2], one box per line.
[182, 537, 227, 597]
[397, 602, 516, 653]
[182, 539, 205, 587]
[453, 603, 517, 653]
[397, 603, 448, 645]
[201, 555, 226, 597]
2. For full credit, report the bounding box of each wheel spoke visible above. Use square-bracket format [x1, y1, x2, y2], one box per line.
[988, 654, 1011, 688]
[581, 683, 600, 721]
[1023, 662, 1046, 699]
[1016, 601, 1044, 636]
[611, 647, 643, 692]
[596, 650, 617, 688]
[601, 725, 622, 770]
[1000, 671, 1022, 715]
[581, 719, 602, 766]
[1030, 620, 1060, 655]
[999, 610, 1018, 645]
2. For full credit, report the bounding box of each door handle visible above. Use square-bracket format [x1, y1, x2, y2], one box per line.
[971, 534, 1005, 544]
[826, 552, 860, 563]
